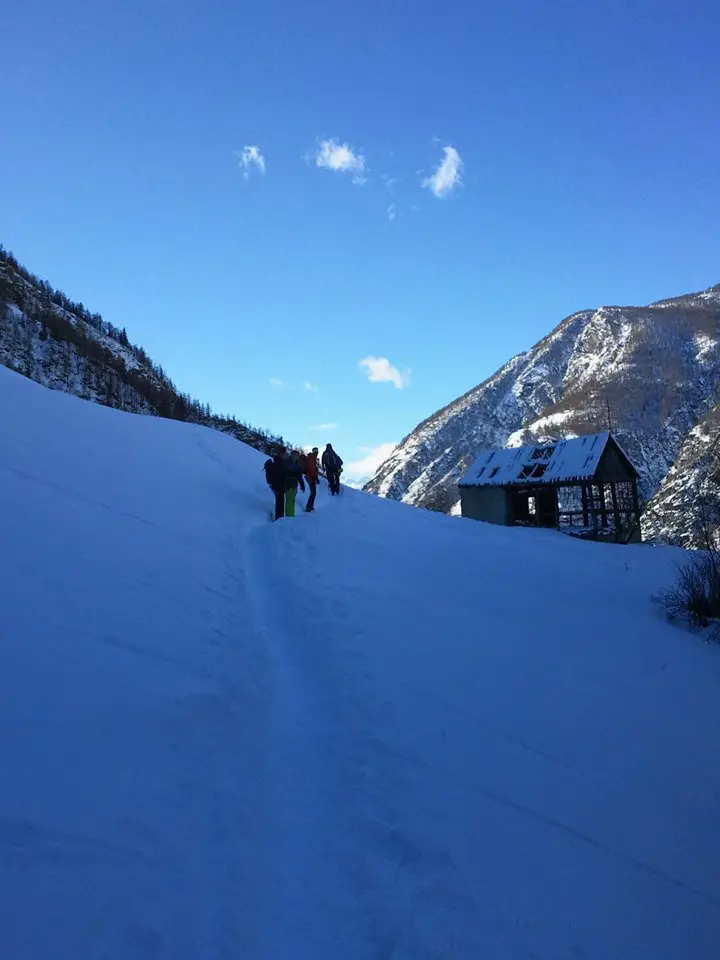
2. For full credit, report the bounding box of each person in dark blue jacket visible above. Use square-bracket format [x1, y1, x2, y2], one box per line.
[321, 444, 343, 495]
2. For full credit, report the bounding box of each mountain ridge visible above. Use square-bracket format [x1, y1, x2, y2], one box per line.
[365, 282, 720, 543]
[0, 245, 288, 455]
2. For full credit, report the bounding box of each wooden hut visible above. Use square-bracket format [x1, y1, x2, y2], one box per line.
[458, 432, 642, 543]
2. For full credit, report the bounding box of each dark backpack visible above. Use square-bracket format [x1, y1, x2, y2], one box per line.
[264, 458, 281, 489]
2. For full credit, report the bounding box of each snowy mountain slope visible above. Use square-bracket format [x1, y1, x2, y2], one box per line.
[643, 400, 720, 545]
[2, 365, 720, 958]
[365, 284, 720, 519]
[0, 246, 287, 454]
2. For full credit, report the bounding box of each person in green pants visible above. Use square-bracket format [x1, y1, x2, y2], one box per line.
[284, 451, 305, 517]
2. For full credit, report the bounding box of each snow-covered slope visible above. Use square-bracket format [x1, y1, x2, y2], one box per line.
[365, 284, 720, 521]
[3, 365, 720, 958]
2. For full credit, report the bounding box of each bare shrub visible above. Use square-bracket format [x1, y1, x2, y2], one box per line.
[655, 437, 720, 640]
[657, 552, 720, 639]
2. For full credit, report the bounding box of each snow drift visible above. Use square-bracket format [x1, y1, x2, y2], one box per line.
[2, 365, 720, 959]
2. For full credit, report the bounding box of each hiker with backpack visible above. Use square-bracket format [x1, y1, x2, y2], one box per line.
[263, 446, 305, 520]
[321, 443, 343, 496]
[286, 451, 306, 516]
[302, 447, 320, 512]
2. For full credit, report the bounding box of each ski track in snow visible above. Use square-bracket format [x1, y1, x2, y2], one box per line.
[238, 509, 433, 958]
[211, 475, 495, 957]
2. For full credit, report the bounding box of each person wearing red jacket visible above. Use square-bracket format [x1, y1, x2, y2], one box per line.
[304, 447, 320, 512]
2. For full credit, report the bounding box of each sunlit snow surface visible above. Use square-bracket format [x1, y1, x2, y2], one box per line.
[2, 365, 720, 958]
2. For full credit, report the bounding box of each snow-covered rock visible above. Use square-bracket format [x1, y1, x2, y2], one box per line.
[643, 402, 720, 546]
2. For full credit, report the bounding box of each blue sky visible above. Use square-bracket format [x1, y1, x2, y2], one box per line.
[2, 0, 719, 482]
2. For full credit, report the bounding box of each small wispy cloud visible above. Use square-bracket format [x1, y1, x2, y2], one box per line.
[386, 203, 397, 223]
[314, 138, 366, 184]
[344, 442, 397, 487]
[269, 377, 284, 387]
[303, 380, 319, 393]
[308, 423, 339, 431]
[238, 145, 266, 178]
[423, 145, 463, 198]
[381, 173, 397, 193]
[359, 356, 410, 390]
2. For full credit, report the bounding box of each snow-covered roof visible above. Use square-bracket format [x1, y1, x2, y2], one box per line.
[460, 432, 635, 487]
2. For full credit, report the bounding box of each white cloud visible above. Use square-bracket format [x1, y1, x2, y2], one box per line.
[302, 380, 319, 393]
[423, 145, 463, 198]
[314, 138, 366, 183]
[238, 145, 266, 178]
[387, 203, 397, 222]
[344, 442, 397, 488]
[381, 173, 397, 193]
[268, 377, 284, 387]
[308, 423, 339, 431]
[359, 356, 410, 389]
